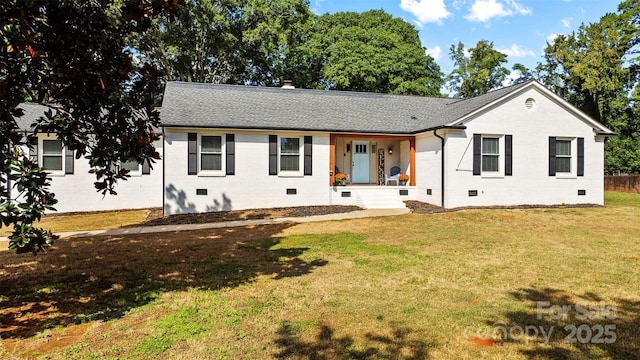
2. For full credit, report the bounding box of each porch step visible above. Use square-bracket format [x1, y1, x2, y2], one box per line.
[353, 187, 408, 209]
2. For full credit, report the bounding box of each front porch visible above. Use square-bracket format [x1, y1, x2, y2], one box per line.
[329, 185, 416, 209]
[329, 134, 416, 186]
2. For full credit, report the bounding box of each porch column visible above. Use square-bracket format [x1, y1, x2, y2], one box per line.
[410, 137, 416, 186]
[329, 134, 336, 186]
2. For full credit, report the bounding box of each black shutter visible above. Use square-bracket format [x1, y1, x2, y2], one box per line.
[473, 134, 481, 176]
[142, 159, 151, 175]
[304, 136, 312, 176]
[226, 134, 235, 175]
[28, 137, 38, 159]
[269, 135, 278, 175]
[577, 137, 584, 176]
[65, 148, 74, 174]
[549, 137, 556, 176]
[505, 135, 512, 176]
[188, 133, 197, 175]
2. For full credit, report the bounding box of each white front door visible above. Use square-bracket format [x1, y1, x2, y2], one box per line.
[352, 141, 370, 183]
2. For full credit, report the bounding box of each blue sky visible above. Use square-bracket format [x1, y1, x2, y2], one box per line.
[310, 0, 622, 75]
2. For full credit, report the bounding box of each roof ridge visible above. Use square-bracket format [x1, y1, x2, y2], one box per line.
[165, 81, 456, 101]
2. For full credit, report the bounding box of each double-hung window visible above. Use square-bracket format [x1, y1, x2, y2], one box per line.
[187, 133, 233, 176]
[473, 134, 512, 177]
[280, 137, 301, 172]
[268, 135, 311, 176]
[200, 135, 223, 173]
[42, 139, 63, 171]
[549, 137, 584, 177]
[555, 140, 572, 173]
[481, 137, 500, 172]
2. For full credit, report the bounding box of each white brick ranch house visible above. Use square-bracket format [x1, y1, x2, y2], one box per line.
[160, 80, 614, 215]
[12, 80, 614, 214]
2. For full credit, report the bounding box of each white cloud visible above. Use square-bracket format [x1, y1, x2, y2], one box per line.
[465, 0, 510, 22]
[498, 44, 535, 57]
[547, 33, 562, 44]
[505, 0, 532, 15]
[561, 17, 572, 28]
[426, 45, 443, 60]
[400, 0, 452, 25]
[465, 0, 531, 23]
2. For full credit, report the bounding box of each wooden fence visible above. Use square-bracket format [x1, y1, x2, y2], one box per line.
[605, 175, 640, 193]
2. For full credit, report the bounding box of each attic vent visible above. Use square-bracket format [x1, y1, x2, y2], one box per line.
[525, 98, 536, 109]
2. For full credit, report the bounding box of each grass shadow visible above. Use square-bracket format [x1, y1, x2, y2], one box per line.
[0, 223, 327, 340]
[483, 287, 639, 358]
[274, 321, 433, 359]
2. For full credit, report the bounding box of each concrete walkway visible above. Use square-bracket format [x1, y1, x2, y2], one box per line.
[50, 208, 411, 239]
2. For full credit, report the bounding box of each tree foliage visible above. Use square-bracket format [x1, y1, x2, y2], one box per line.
[509, 63, 534, 85]
[298, 10, 443, 95]
[0, 0, 182, 254]
[142, 6, 444, 95]
[537, 0, 640, 174]
[447, 40, 510, 98]
[135, 0, 312, 86]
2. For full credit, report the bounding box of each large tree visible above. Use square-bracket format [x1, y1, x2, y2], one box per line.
[135, 0, 312, 86]
[447, 40, 510, 98]
[297, 10, 443, 95]
[0, 0, 182, 254]
[536, 0, 640, 174]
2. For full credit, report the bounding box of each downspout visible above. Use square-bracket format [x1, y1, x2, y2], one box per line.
[433, 129, 445, 208]
[162, 132, 166, 217]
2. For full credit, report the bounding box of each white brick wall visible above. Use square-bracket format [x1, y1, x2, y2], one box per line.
[443, 87, 605, 208]
[16, 134, 163, 213]
[163, 129, 331, 215]
[414, 134, 443, 206]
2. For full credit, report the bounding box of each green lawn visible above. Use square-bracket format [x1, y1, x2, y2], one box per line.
[0, 192, 638, 359]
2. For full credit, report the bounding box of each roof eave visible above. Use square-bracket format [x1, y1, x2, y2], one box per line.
[413, 124, 467, 134]
[161, 124, 420, 135]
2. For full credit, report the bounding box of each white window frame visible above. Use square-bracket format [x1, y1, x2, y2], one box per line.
[481, 135, 504, 177]
[198, 134, 225, 176]
[555, 137, 576, 178]
[39, 138, 65, 175]
[278, 135, 304, 177]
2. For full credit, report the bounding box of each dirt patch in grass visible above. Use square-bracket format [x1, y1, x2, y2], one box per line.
[3, 323, 92, 355]
[403, 201, 449, 214]
[141, 205, 362, 226]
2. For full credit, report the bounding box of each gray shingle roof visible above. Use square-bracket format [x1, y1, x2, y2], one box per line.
[160, 82, 454, 134]
[13, 103, 163, 134]
[443, 80, 533, 123]
[19, 79, 603, 135]
[14, 103, 48, 131]
[160, 80, 535, 134]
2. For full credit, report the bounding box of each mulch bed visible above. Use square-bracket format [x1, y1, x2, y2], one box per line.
[403, 201, 449, 214]
[141, 201, 603, 226]
[141, 205, 363, 226]
[403, 200, 602, 214]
